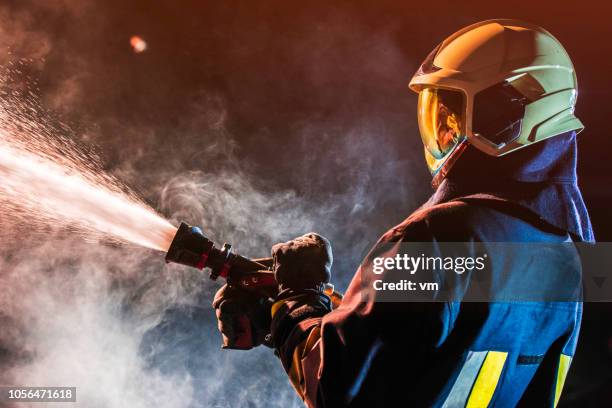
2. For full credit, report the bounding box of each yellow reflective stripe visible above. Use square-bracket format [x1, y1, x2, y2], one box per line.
[466, 351, 508, 408]
[554, 354, 572, 407]
[287, 337, 307, 399]
[270, 299, 285, 318]
[442, 351, 488, 408]
[287, 326, 322, 400]
[271, 295, 304, 318]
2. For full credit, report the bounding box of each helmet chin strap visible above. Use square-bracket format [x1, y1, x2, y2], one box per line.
[431, 139, 468, 189]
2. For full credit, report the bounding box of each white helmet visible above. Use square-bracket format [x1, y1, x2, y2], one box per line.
[409, 19, 583, 186]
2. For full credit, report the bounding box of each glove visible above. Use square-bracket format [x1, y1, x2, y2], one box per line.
[270, 233, 333, 348]
[272, 232, 333, 292]
[212, 284, 273, 350]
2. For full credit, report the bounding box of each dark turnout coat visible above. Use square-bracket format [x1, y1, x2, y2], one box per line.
[272, 132, 593, 407]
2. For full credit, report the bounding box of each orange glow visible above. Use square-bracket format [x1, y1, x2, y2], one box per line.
[129, 36, 147, 53]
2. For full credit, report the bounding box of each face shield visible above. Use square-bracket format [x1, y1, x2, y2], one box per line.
[417, 87, 465, 174]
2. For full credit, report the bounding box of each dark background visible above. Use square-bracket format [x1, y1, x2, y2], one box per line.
[1, 0, 610, 406]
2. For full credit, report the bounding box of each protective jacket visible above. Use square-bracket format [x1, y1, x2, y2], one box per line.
[271, 132, 593, 407]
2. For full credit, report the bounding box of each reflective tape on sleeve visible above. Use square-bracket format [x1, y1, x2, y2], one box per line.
[554, 354, 572, 407]
[466, 351, 508, 408]
[442, 350, 508, 408]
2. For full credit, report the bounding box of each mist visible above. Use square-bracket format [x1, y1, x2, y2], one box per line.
[0, 1, 433, 407]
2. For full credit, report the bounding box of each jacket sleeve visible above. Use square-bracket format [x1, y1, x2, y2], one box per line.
[270, 291, 331, 406]
[270, 214, 460, 407]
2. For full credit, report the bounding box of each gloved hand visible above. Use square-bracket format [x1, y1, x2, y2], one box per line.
[212, 284, 273, 350]
[272, 232, 333, 292]
[270, 233, 334, 349]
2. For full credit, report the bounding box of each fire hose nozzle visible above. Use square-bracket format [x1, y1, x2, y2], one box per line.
[165, 222, 271, 279]
[165, 222, 214, 269]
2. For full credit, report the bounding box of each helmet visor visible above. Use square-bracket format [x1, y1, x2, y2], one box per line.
[417, 87, 464, 159]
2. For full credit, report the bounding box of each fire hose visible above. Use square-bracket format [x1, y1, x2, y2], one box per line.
[165, 222, 343, 307]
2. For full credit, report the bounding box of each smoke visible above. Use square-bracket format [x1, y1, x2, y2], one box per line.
[0, 241, 195, 408]
[0, 2, 429, 408]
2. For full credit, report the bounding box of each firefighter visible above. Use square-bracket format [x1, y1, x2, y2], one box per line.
[213, 19, 593, 407]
